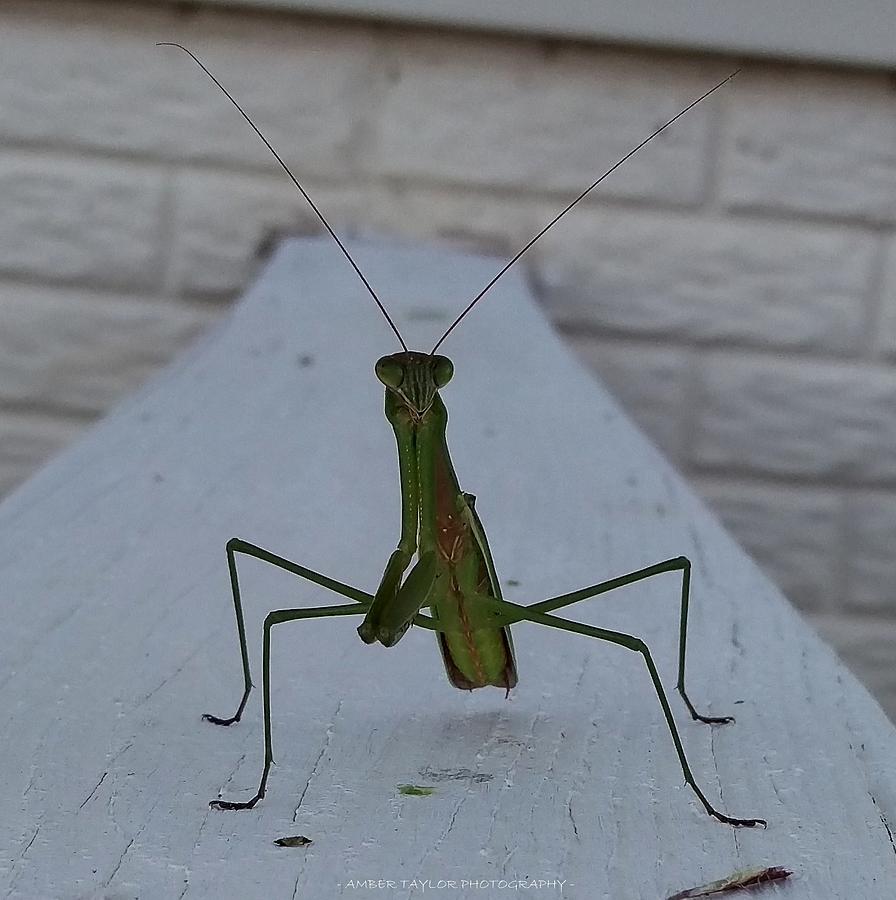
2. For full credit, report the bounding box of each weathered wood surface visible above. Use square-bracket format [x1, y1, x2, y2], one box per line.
[1, 237, 895, 899]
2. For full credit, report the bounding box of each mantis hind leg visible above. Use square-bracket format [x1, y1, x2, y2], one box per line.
[478, 595, 765, 828]
[527, 556, 731, 725]
[210, 603, 369, 810]
[204, 537, 373, 726]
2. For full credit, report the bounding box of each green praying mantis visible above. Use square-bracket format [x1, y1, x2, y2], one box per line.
[160, 44, 765, 828]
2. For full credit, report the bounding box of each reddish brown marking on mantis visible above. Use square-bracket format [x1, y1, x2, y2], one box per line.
[433, 443, 488, 684]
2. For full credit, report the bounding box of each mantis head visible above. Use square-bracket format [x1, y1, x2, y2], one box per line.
[375, 352, 454, 417]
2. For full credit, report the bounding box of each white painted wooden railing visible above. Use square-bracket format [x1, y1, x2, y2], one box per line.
[1, 238, 895, 898]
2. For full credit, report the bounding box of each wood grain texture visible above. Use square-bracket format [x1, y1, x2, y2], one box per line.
[1, 238, 894, 898]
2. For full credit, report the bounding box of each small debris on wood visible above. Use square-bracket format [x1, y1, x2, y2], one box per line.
[666, 865, 791, 899]
[273, 835, 313, 848]
[398, 784, 436, 796]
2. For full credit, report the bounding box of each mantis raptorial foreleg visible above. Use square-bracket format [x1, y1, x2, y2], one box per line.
[526, 557, 733, 725]
[209, 602, 371, 811]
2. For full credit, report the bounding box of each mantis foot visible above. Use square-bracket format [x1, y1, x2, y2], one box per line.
[209, 794, 263, 810]
[712, 810, 767, 828]
[692, 711, 735, 726]
[209, 763, 270, 810]
[203, 712, 241, 726]
[680, 691, 735, 726]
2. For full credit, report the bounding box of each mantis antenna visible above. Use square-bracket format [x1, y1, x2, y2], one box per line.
[430, 70, 740, 354]
[160, 42, 737, 357]
[157, 42, 408, 352]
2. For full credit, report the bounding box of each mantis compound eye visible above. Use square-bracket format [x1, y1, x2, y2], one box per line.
[431, 355, 454, 389]
[375, 356, 404, 388]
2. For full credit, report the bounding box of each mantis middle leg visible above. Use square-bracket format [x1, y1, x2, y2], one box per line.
[458, 594, 765, 828]
[204, 537, 373, 726]
[526, 556, 732, 725]
[205, 539, 441, 810]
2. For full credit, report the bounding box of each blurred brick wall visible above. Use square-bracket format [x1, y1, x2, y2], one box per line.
[2, 1, 895, 714]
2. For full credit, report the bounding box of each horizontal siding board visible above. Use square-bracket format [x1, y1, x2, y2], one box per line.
[191, 0, 896, 68]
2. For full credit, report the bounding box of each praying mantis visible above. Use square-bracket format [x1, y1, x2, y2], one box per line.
[160, 44, 765, 828]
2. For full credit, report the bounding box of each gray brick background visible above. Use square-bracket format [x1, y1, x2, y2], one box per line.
[3, 1, 895, 716]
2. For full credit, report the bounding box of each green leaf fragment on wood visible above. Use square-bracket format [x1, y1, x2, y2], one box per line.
[666, 866, 791, 900]
[274, 835, 313, 847]
[398, 784, 436, 796]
